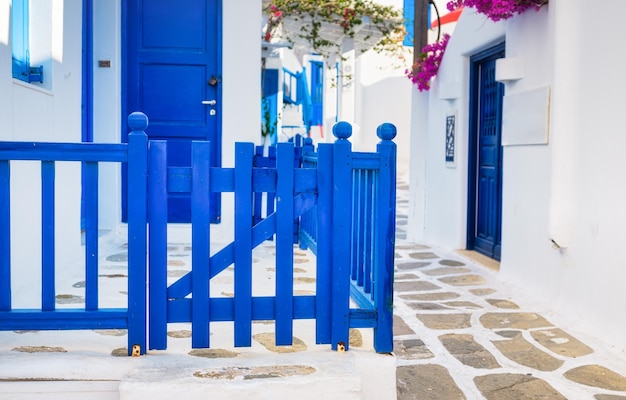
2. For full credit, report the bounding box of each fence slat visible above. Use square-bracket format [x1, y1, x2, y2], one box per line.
[84, 161, 99, 311]
[364, 170, 374, 293]
[127, 112, 149, 355]
[148, 140, 168, 350]
[234, 142, 254, 347]
[41, 161, 55, 311]
[315, 143, 332, 344]
[192, 141, 212, 348]
[331, 122, 353, 351]
[275, 143, 295, 345]
[0, 160, 10, 311]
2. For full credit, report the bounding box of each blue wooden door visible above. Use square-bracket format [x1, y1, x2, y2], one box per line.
[124, 0, 220, 223]
[468, 44, 504, 261]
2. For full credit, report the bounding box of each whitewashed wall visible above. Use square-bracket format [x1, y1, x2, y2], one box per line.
[0, 0, 83, 306]
[408, 0, 626, 352]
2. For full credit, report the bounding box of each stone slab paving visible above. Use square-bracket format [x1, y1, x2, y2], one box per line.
[392, 171, 626, 399]
[393, 241, 626, 399]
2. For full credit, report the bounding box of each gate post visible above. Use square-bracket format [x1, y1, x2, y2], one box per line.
[127, 112, 149, 355]
[330, 122, 353, 351]
[374, 123, 397, 353]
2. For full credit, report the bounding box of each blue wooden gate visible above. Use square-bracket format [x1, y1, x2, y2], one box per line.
[0, 112, 396, 355]
[146, 121, 396, 353]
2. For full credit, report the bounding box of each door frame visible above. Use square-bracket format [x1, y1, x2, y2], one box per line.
[466, 42, 505, 260]
[120, 0, 223, 222]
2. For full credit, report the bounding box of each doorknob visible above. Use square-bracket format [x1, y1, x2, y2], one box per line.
[202, 100, 217, 105]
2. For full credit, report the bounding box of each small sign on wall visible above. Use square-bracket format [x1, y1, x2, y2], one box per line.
[445, 111, 457, 167]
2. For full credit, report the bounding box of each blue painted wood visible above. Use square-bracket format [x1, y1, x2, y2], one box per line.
[330, 122, 353, 351]
[468, 44, 505, 261]
[1, 116, 397, 355]
[0, 143, 128, 162]
[0, 309, 129, 330]
[0, 160, 11, 311]
[148, 140, 168, 350]
[166, 296, 318, 323]
[275, 143, 295, 345]
[360, 170, 376, 293]
[41, 161, 55, 311]
[315, 143, 333, 344]
[127, 112, 149, 355]
[373, 123, 397, 353]
[234, 142, 253, 347]
[84, 161, 99, 311]
[124, 0, 221, 223]
[191, 141, 212, 348]
[166, 215, 277, 300]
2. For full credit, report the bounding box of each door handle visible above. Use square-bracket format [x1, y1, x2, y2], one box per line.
[202, 100, 217, 105]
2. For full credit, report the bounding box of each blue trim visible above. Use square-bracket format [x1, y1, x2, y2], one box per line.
[82, 0, 94, 143]
[81, 0, 94, 232]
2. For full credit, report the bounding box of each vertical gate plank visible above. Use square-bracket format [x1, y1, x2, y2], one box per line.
[331, 122, 353, 351]
[41, 161, 55, 311]
[84, 161, 99, 311]
[234, 142, 254, 347]
[148, 140, 168, 350]
[0, 160, 11, 311]
[191, 141, 212, 348]
[276, 143, 294, 345]
[315, 144, 332, 344]
[364, 170, 374, 293]
[351, 169, 360, 282]
[127, 113, 149, 355]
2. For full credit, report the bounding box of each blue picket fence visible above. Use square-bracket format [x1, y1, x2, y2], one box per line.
[0, 116, 149, 354]
[0, 112, 397, 354]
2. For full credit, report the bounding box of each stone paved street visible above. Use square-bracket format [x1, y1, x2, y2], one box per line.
[393, 172, 626, 399]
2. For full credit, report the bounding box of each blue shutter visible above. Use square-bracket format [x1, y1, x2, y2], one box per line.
[11, 0, 43, 83]
[403, 0, 414, 47]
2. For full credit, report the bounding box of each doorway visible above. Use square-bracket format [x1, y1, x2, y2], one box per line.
[123, 0, 221, 223]
[467, 43, 505, 261]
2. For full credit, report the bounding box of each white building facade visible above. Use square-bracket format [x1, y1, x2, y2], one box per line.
[1, 0, 260, 303]
[408, 0, 626, 353]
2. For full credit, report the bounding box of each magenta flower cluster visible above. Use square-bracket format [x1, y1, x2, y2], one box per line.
[446, 0, 546, 22]
[406, 33, 450, 92]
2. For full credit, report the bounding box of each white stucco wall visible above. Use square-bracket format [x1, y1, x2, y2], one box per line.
[409, 0, 626, 353]
[0, 0, 83, 306]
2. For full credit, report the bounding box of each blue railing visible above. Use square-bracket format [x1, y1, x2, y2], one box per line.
[299, 122, 397, 352]
[0, 112, 149, 355]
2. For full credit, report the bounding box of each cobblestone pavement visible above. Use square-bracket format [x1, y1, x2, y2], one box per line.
[393, 172, 626, 399]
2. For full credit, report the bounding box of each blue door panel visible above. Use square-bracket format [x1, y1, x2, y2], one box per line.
[141, 64, 207, 128]
[124, 0, 220, 223]
[468, 44, 504, 261]
[142, 0, 206, 49]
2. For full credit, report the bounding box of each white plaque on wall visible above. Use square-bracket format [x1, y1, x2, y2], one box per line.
[502, 86, 551, 146]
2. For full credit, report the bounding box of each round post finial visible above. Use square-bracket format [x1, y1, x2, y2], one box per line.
[128, 112, 149, 132]
[376, 123, 397, 141]
[332, 121, 352, 140]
